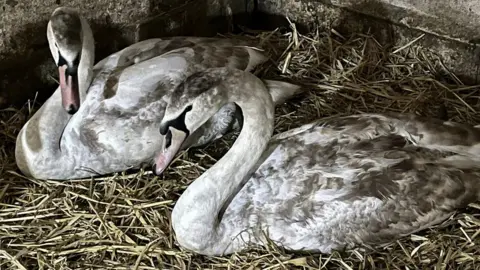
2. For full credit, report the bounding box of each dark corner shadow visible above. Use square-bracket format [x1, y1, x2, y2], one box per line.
[137, 0, 310, 40]
[0, 12, 133, 111]
[0, 21, 54, 110]
[334, 0, 396, 46]
[210, 0, 311, 36]
[135, 0, 214, 40]
[89, 17, 133, 62]
[334, 0, 396, 77]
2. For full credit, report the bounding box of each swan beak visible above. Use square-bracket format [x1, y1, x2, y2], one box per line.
[153, 127, 187, 176]
[58, 65, 80, 114]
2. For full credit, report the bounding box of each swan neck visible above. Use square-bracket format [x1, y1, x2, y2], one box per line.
[78, 16, 95, 102]
[172, 74, 275, 253]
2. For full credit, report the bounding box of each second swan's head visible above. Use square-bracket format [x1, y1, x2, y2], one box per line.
[47, 7, 83, 114]
[152, 68, 250, 176]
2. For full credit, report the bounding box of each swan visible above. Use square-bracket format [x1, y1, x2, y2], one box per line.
[153, 67, 480, 256]
[14, 7, 303, 180]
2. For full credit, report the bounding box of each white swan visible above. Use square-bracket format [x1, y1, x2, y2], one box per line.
[153, 67, 480, 256]
[14, 7, 303, 180]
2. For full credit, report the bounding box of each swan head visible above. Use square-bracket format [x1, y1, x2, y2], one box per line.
[153, 68, 237, 175]
[47, 7, 83, 114]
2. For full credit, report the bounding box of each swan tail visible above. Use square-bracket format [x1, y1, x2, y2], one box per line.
[262, 79, 305, 105]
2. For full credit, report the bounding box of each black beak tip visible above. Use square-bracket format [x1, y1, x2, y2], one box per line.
[66, 104, 78, 115]
[152, 164, 159, 176]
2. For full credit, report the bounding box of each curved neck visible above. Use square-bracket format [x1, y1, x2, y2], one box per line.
[171, 75, 275, 254]
[16, 17, 95, 179]
[77, 16, 95, 102]
[35, 16, 95, 147]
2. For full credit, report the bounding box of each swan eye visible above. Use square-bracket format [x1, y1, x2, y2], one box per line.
[159, 105, 193, 136]
[57, 51, 67, 67]
[56, 49, 80, 75]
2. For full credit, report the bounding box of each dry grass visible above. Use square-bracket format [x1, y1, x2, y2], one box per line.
[1, 20, 480, 269]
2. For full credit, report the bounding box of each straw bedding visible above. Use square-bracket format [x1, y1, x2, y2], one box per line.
[0, 21, 479, 269]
